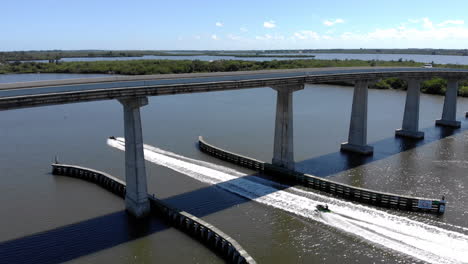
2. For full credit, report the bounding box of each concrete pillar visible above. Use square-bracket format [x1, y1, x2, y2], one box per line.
[271, 84, 304, 170]
[395, 79, 424, 139]
[341, 80, 373, 155]
[436, 79, 461, 128]
[118, 97, 150, 218]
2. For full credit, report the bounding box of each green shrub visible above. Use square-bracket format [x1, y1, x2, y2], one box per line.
[421, 78, 447, 95]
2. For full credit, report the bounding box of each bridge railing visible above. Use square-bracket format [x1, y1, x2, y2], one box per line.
[198, 136, 446, 214]
[52, 163, 256, 264]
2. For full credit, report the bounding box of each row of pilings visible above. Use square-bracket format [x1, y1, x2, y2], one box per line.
[52, 163, 256, 264]
[198, 136, 446, 215]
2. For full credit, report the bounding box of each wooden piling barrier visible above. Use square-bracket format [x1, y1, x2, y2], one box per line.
[51, 163, 256, 264]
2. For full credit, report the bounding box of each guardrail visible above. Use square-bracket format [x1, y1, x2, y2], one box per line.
[52, 163, 256, 264]
[198, 136, 446, 214]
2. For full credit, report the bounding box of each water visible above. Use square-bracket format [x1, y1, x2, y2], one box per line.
[20, 54, 315, 63]
[17, 53, 468, 65]
[108, 137, 468, 264]
[1, 73, 468, 263]
[264, 53, 468, 65]
[0, 73, 109, 83]
[311, 53, 468, 65]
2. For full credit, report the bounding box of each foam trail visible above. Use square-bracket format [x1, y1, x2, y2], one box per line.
[108, 138, 468, 264]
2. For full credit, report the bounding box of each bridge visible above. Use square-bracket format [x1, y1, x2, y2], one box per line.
[2, 67, 468, 217]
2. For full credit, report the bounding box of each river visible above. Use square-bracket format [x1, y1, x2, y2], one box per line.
[18, 53, 468, 65]
[0, 73, 467, 263]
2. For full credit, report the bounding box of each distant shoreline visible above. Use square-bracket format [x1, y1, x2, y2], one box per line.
[0, 50, 316, 62]
[1, 49, 467, 62]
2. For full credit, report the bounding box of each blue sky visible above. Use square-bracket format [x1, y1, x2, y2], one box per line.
[2, 0, 468, 51]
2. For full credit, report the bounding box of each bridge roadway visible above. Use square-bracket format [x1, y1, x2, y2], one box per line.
[2, 66, 468, 218]
[1, 67, 468, 110]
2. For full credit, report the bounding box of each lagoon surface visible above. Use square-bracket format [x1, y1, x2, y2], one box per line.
[1, 73, 468, 263]
[20, 52, 468, 65]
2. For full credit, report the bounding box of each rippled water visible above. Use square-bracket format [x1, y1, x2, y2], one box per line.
[109, 137, 468, 264]
[1, 73, 468, 263]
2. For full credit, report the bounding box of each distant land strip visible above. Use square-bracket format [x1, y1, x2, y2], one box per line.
[1, 48, 468, 61]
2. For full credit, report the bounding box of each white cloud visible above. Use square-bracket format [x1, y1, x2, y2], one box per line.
[407, 17, 464, 28]
[174, 17, 468, 49]
[240, 27, 248, 32]
[323, 18, 344, 26]
[408, 18, 421, 24]
[215, 22, 223, 27]
[255, 34, 284, 40]
[337, 20, 468, 43]
[256, 34, 272, 40]
[293, 30, 320, 40]
[438, 20, 464, 27]
[422, 17, 433, 29]
[291, 30, 335, 41]
[263, 20, 276, 28]
[227, 34, 241, 40]
[340, 32, 354, 40]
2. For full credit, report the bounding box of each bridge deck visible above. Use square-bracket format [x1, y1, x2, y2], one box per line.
[1, 67, 468, 110]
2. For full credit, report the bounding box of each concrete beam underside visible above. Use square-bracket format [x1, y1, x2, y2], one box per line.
[341, 80, 374, 155]
[119, 97, 150, 218]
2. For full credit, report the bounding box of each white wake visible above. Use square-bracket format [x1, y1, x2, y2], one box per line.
[108, 137, 468, 264]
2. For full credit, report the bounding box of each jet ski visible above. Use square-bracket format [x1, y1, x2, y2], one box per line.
[109, 136, 116, 140]
[316, 204, 331, 213]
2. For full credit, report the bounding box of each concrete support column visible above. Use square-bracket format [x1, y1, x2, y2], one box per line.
[436, 79, 461, 128]
[395, 79, 424, 139]
[118, 97, 150, 218]
[271, 84, 304, 170]
[341, 80, 373, 155]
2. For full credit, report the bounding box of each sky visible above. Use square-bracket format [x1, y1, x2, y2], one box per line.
[2, 0, 468, 51]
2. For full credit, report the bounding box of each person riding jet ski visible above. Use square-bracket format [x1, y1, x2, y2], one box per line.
[316, 204, 331, 213]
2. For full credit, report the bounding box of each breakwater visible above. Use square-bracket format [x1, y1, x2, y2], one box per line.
[51, 163, 256, 264]
[198, 136, 446, 214]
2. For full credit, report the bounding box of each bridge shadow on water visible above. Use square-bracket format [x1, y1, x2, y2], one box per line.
[296, 120, 468, 177]
[0, 173, 271, 264]
[0, 211, 167, 264]
[1, 119, 467, 264]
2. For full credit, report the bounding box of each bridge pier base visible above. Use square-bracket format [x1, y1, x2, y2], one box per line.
[436, 79, 460, 128]
[396, 79, 424, 139]
[341, 80, 373, 155]
[119, 97, 150, 218]
[271, 84, 304, 170]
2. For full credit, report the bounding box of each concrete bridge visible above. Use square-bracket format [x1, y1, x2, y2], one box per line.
[2, 67, 468, 217]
